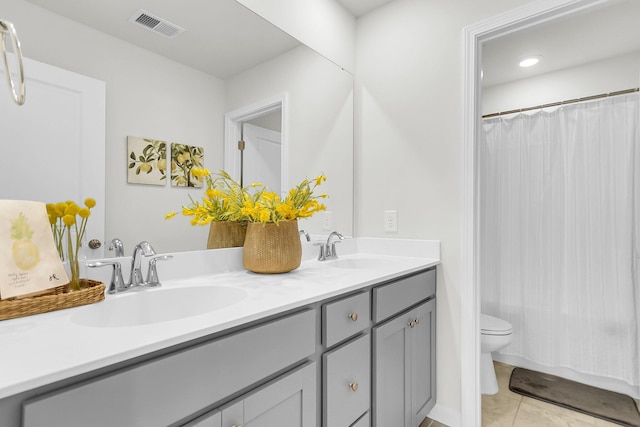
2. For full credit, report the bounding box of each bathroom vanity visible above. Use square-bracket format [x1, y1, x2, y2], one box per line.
[0, 238, 439, 427]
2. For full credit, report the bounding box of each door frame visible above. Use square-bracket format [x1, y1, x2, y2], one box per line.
[461, 0, 615, 425]
[224, 93, 289, 191]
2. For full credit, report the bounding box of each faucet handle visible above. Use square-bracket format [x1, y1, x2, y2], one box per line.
[327, 240, 342, 259]
[314, 241, 327, 260]
[88, 260, 126, 294]
[108, 238, 125, 257]
[145, 255, 173, 287]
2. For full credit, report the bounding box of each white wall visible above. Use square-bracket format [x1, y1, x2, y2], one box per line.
[236, 0, 356, 73]
[483, 51, 640, 115]
[354, 0, 531, 423]
[4, 0, 226, 254]
[226, 45, 354, 235]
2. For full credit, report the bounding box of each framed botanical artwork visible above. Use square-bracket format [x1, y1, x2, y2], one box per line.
[127, 136, 167, 185]
[170, 143, 205, 187]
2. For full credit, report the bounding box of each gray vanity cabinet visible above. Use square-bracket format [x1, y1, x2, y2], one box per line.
[372, 269, 436, 427]
[187, 363, 316, 427]
[4, 266, 437, 427]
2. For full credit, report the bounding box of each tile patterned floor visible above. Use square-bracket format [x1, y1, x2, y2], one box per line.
[422, 361, 640, 427]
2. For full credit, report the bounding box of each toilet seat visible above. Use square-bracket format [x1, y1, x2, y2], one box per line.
[481, 314, 513, 336]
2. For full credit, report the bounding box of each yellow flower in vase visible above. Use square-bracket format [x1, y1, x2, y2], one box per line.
[166, 170, 328, 254]
[47, 198, 96, 291]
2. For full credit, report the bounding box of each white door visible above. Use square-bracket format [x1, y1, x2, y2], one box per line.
[0, 56, 106, 257]
[243, 123, 282, 195]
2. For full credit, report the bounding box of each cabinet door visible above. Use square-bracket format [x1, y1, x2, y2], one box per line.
[373, 300, 435, 427]
[373, 310, 412, 427]
[221, 363, 317, 427]
[411, 299, 436, 426]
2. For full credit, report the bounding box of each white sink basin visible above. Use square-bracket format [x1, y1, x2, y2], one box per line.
[72, 286, 247, 327]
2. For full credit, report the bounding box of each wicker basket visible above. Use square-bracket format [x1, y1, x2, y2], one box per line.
[243, 220, 302, 274]
[207, 221, 247, 249]
[0, 279, 105, 321]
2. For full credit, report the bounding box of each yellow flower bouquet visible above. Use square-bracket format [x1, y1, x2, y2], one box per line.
[167, 169, 327, 225]
[239, 174, 327, 224]
[46, 198, 96, 291]
[167, 169, 328, 270]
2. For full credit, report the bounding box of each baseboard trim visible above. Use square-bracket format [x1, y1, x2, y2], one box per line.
[427, 402, 460, 427]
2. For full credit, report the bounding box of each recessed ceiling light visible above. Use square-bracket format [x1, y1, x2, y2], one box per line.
[519, 56, 542, 68]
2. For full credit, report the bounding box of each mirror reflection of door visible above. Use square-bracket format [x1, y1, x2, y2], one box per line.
[242, 108, 282, 194]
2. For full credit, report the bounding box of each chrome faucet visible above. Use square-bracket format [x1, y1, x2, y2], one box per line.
[299, 229, 311, 242]
[129, 241, 156, 287]
[318, 231, 344, 261]
[108, 238, 125, 257]
[88, 242, 169, 294]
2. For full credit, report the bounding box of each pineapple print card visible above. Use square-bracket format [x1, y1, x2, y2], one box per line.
[0, 200, 69, 300]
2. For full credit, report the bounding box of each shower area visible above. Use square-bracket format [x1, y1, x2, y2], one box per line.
[478, 90, 640, 399]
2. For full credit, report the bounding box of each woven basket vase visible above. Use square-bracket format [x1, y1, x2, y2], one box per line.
[207, 221, 247, 249]
[243, 220, 302, 274]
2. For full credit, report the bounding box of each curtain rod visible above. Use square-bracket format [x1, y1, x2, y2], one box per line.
[482, 87, 640, 119]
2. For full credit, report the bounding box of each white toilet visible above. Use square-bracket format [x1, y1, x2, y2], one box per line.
[480, 313, 513, 395]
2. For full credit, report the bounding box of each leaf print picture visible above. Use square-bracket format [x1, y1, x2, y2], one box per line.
[10, 212, 40, 270]
[127, 136, 167, 186]
[171, 143, 205, 188]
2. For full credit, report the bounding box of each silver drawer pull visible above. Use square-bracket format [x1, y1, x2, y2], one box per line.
[348, 381, 359, 392]
[348, 312, 358, 321]
[409, 320, 416, 328]
[415, 318, 420, 325]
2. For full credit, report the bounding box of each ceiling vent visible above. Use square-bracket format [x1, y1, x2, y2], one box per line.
[128, 9, 185, 39]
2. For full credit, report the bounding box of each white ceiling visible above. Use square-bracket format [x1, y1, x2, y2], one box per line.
[482, 0, 640, 87]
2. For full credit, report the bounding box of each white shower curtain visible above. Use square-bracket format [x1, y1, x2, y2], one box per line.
[479, 93, 640, 397]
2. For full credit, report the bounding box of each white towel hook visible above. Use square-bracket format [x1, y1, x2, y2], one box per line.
[0, 20, 26, 106]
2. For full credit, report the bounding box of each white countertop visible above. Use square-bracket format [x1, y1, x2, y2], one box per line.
[0, 238, 439, 399]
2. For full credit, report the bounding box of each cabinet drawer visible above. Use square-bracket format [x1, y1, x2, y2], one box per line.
[323, 291, 370, 347]
[323, 334, 371, 427]
[23, 310, 316, 427]
[372, 268, 435, 323]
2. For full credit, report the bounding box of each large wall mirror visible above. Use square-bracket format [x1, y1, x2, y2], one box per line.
[1, 0, 353, 257]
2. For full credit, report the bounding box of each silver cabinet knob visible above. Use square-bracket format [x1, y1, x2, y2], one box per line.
[348, 312, 358, 321]
[348, 382, 359, 392]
